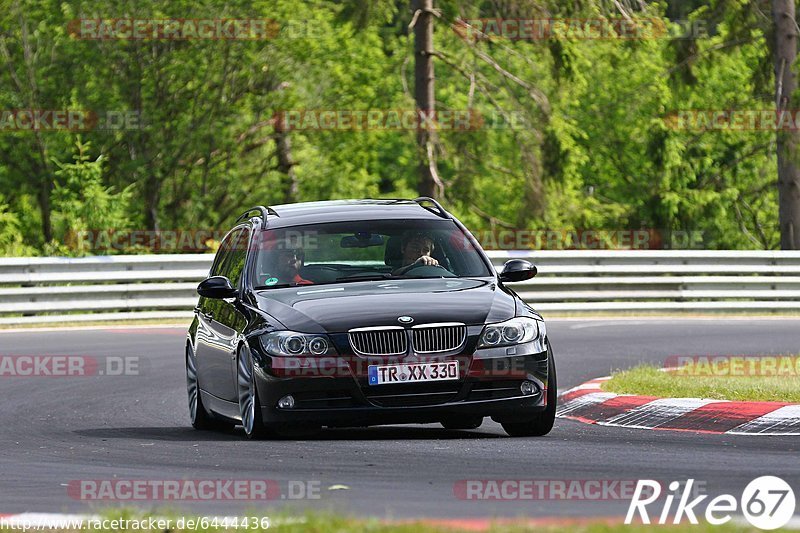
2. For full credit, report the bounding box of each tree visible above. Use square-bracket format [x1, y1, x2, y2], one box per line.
[412, 0, 443, 198]
[50, 140, 133, 254]
[0, 0, 70, 244]
[0, 0, 792, 253]
[773, 0, 800, 249]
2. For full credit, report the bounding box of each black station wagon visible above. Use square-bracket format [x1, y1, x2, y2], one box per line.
[186, 198, 556, 438]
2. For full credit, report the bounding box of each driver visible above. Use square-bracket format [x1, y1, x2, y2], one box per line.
[268, 248, 313, 286]
[392, 232, 439, 275]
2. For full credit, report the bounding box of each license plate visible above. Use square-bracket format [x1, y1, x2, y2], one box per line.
[368, 361, 459, 385]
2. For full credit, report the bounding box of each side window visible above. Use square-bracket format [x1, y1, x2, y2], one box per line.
[209, 232, 235, 277]
[220, 228, 251, 289]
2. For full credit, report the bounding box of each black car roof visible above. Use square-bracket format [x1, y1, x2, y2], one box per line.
[249, 199, 449, 229]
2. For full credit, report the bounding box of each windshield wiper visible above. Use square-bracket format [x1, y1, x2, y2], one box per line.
[399, 275, 449, 279]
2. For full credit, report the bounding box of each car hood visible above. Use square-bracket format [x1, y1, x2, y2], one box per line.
[254, 278, 516, 333]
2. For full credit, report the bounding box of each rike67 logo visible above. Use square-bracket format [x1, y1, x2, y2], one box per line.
[626, 476, 796, 530]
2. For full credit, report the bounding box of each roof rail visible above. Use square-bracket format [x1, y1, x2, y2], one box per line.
[235, 205, 280, 229]
[413, 197, 450, 219]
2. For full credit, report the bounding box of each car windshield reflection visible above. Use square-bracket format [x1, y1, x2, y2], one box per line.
[252, 218, 491, 289]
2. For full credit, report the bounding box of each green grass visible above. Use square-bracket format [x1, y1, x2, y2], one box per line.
[545, 311, 800, 319]
[602, 361, 800, 402]
[0, 510, 788, 533]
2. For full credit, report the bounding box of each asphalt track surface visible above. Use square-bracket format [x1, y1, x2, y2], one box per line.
[1, 318, 799, 520]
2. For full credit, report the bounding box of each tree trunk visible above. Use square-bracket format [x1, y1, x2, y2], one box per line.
[413, 0, 440, 198]
[773, 0, 800, 249]
[33, 142, 53, 243]
[274, 122, 299, 203]
[144, 173, 160, 231]
[38, 172, 52, 243]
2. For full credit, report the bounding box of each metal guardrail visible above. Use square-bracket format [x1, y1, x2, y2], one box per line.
[1, 251, 800, 324]
[490, 250, 800, 312]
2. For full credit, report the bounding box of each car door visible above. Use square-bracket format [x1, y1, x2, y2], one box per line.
[195, 228, 243, 402]
[215, 227, 251, 399]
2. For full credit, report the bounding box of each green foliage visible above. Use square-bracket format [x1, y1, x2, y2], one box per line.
[49, 140, 134, 254]
[0, 195, 35, 256]
[0, 0, 788, 254]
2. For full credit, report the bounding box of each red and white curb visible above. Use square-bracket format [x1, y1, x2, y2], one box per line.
[557, 376, 800, 435]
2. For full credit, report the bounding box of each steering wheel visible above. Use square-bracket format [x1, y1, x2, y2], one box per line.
[402, 264, 457, 278]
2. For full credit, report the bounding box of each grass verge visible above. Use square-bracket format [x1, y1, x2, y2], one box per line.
[545, 311, 800, 319]
[0, 510, 787, 533]
[602, 360, 800, 402]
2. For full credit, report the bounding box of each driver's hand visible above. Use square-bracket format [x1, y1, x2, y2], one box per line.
[414, 256, 439, 266]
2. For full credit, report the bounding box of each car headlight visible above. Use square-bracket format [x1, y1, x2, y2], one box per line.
[477, 317, 545, 349]
[260, 331, 337, 356]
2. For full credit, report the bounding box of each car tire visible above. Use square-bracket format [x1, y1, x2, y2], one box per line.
[440, 416, 483, 430]
[186, 344, 233, 431]
[237, 344, 272, 440]
[501, 344, 557, 437]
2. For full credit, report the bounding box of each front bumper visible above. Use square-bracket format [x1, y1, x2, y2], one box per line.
[250, 339, 550, 427]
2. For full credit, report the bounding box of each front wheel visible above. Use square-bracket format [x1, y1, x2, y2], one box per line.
[236, 345, 321, 439]
[186, 344, 232, 431]
[237, 344, 271, 439]
[501, 344, 557, 437]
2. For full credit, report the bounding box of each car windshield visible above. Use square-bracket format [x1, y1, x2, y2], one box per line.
[252, 219, 492, 289]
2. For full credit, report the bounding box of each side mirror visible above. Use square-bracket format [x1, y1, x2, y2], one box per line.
[197, 276, 237, 298]
[499, 259, 537, 283]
